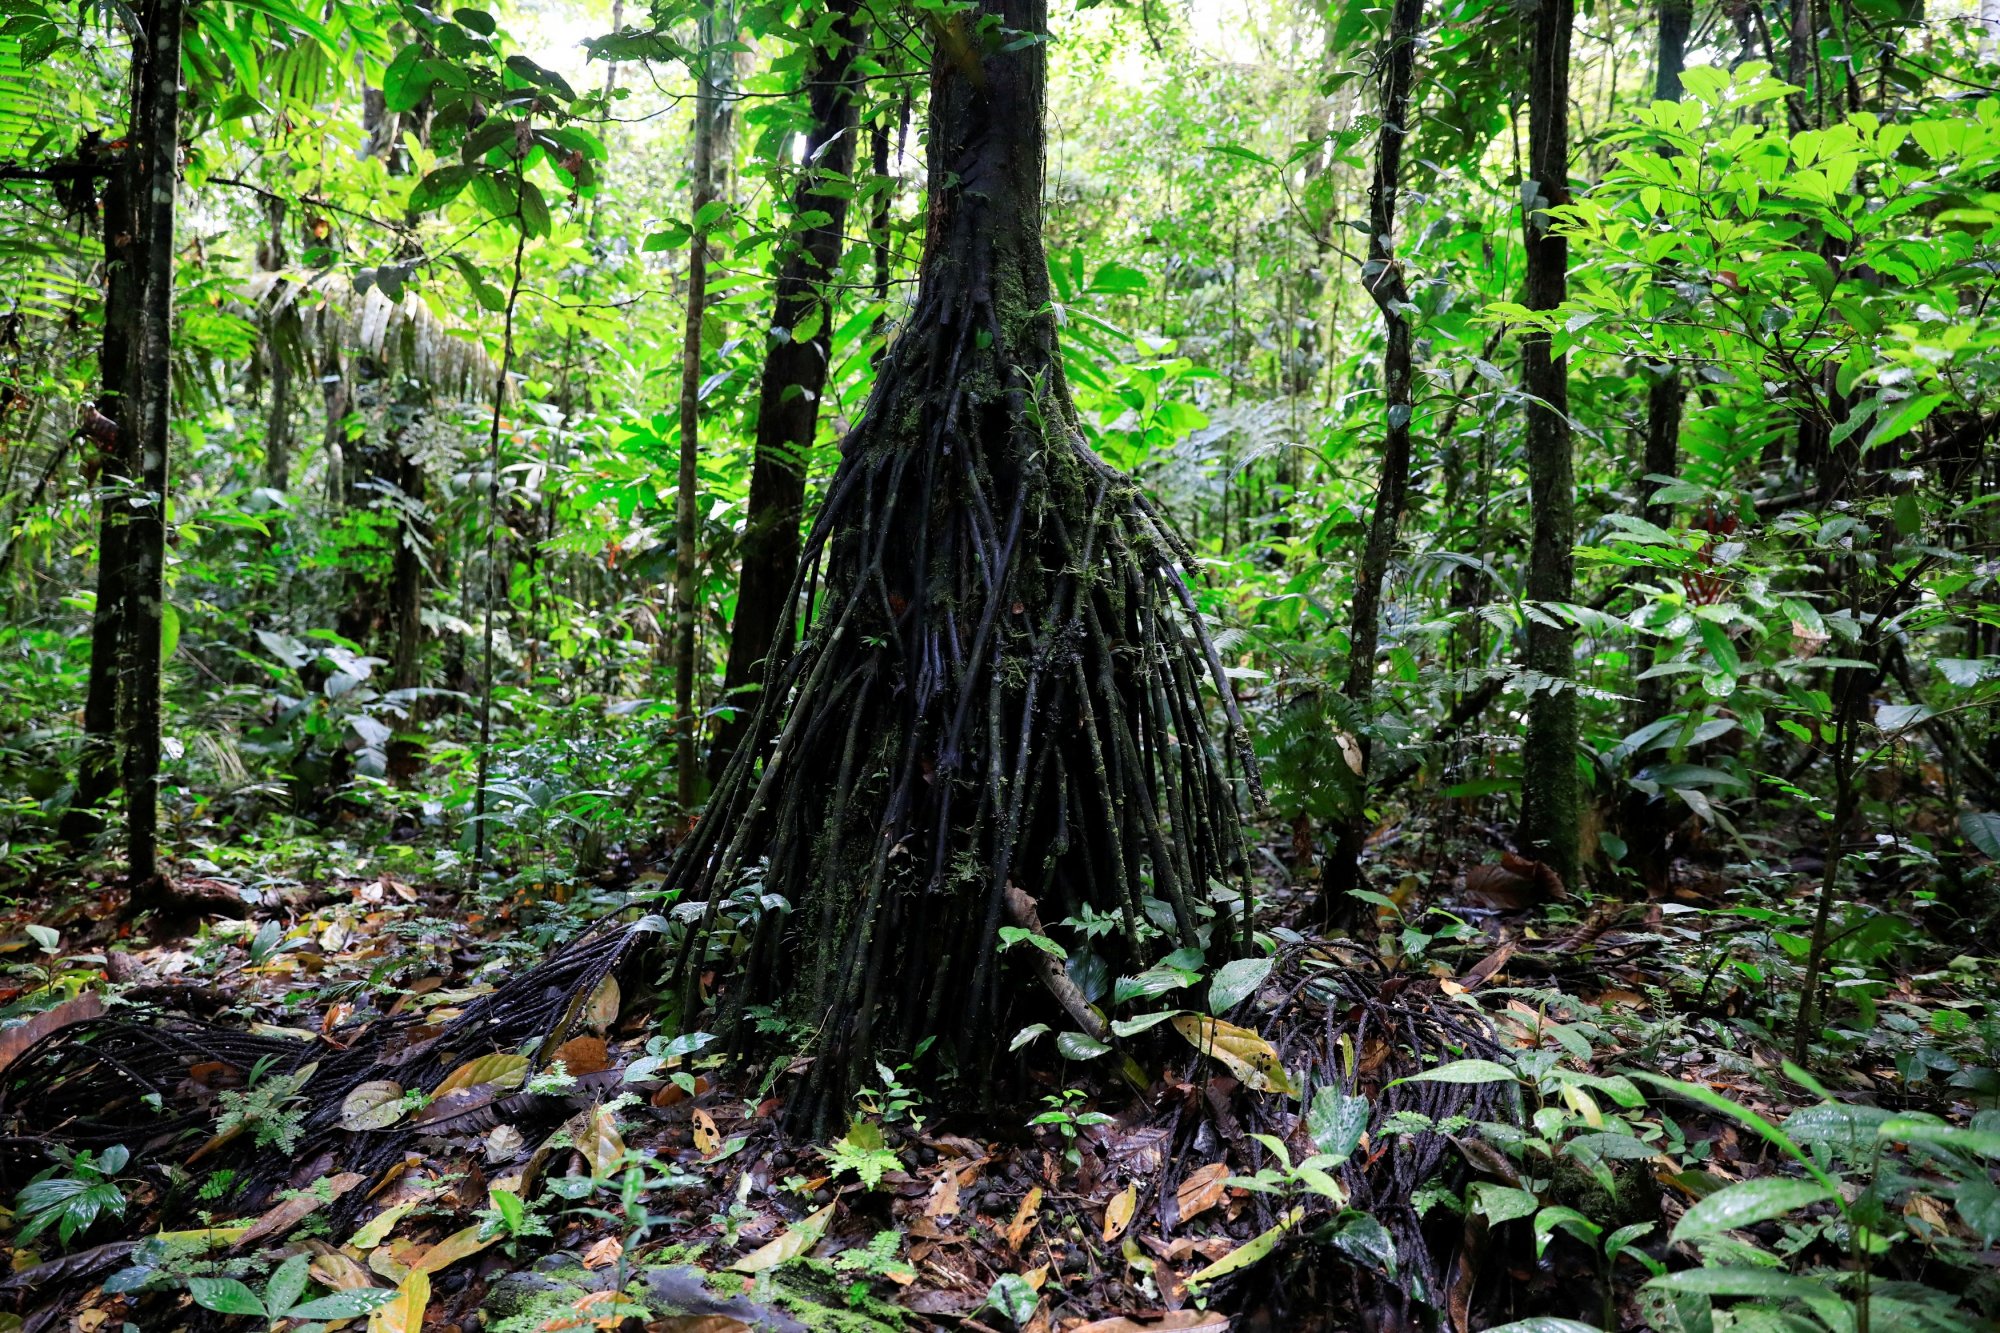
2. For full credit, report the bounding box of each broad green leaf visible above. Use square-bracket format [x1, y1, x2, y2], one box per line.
[1392, 1058, 1518, 1087]
[188, 1277, 265, 1317]
[1305, 1088, 1370, 1164]
[1877, 1116, 2000, 1159]
[1207, 955, 1273, 1013]
[1671, 1176, 1834, 1241]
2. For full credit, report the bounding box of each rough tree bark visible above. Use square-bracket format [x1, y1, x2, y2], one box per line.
[1323, 0, 1424, 909]
[714, 0, 864, 774]
[659, 0, 1255, 1128]
[119, 0, 186, 887]
[62, 162, 138, 845]
[1517, 0, 1579, 889]
[259, 197, 296, 494]
[675, 0, 735, 806]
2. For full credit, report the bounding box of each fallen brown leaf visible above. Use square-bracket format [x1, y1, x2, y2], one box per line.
[1174, 1163, 1228, 1226]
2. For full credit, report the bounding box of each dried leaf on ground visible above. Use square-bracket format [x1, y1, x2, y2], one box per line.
[730, 1202, 834, 1273]
[549, 1034, 611, 1075]
[1006, 1186, 1044, 1249]
[341, 1080, 407, 1132]
[924, 1169, 961, 1218]
[581, 1234, 624, 1269]
[428, 1052, 528, 1098]
[0, 993, 103, 1077]
[236, 1172, 363, 1247]
[580, 1102, 626, 1175]
[409, 1223, 495, 1277]
[1102, 1182, 1139, 1242]
[1071, 1313, 1232, 1333]
[1174, 1163, 1229, 1225]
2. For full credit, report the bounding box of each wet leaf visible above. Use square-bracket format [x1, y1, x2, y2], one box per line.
[1671, 1177, 1834, 1241]
[1207, 955, 1273, 1013]
[1172, 1015, 1299, 1095]
[730, 1202, 834, 1272]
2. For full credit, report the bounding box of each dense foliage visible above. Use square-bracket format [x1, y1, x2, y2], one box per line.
[0, 0, 1997, 1327]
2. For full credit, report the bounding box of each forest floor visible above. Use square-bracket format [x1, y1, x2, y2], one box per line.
[1, 797, 1996, 1333]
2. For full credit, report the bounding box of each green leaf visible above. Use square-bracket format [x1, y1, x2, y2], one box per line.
[1055, 1031, 1112, 1061]
[409, 164, 476, 213]
[188, 1277, 266, 1317]
[1877, 1116, 2000, 1159]
[504, 54, 576, 100]
[1671, 1177, 1833, 1242]
[643, 222, 692, 251]
[1110, 1011, 1180, 1038]
[1328, 1211, 1396, 1275]
[1305, 1089, 1370, 1165]
[1627, 1073, 1841, 1198]
[1208, 956, 1273, 1013]
[984, 1271, 1039, 1325]
[1646, 1268, 1841, 1302]
[290, 1290, 396, 1320]
[1471, 1183, 1541, 1225]
[264, 1255, 310, 1319]
[1391, 1058, 1518, 1087]
[1864, 392, 1946, 450]
[694, 199, 729, 232]
[517, 179, 552, 238]
[997, 927, 1066, 961]
[1009, 1023, 1049, 1051]
[1959, 811, 2000, 859]
[160, 604, 179, 660]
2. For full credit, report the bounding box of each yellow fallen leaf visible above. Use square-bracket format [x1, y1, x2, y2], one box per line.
[410, 1223, 495, 1278]
[348, 1200, 417, 1253]
[1102, 1182, 1138, 1243]
[692, 1108, 721, 1158]
[366, 1267, 428, 1333]
[1006, 1186, 1043, 1250]
[1172, 1015, 1300, 1096]
[730, 1202, 834, 1273]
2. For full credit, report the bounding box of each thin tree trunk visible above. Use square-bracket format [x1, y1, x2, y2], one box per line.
[259, 196, 295, 494]
[713, 0, 864, 775]
[1517, 0, 1579, 889]
[63, 163, 139, 846]
[120, 0, 186, 889]
[1323, 0, 1424, 909]
[674, 0, 735, 807]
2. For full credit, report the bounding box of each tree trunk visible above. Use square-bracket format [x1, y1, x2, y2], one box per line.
[62, 163, 139, 845]
[119, 0, 186, 889]
[1624, 0, 1692, 895]
[675, 1, 735, 807]
[658, 0, 1254, 1128]
[1322, 0, 1423, 911]
[713, 0, 864, 775]
[259, 197, 296, 494]
[1517, 0, 1579, 889]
